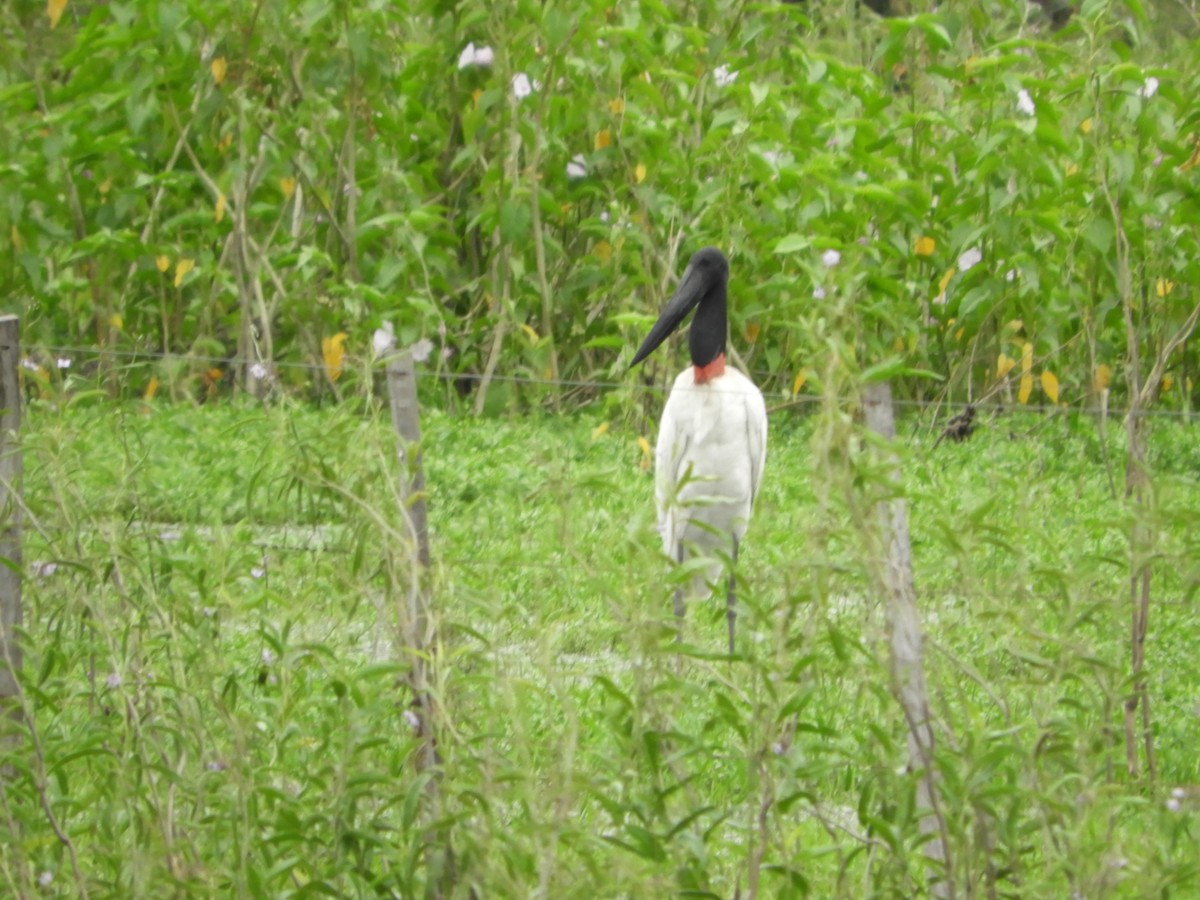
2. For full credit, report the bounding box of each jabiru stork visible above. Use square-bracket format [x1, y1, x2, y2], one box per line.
[630, 247, 768, 654]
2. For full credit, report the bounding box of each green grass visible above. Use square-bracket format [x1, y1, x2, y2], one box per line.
[2, 396, 1198, 897]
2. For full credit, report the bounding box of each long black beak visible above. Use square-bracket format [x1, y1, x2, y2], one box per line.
[629, 263, 705, 368]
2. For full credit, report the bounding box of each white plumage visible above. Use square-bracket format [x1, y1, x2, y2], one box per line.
[656, 367, 767, 596]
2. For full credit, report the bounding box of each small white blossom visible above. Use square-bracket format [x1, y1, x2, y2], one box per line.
[442, 346, 454, 360]
[372, 321, 395, 355]
[812, 286, 827, 300]
[55, 358, 71, 370]
[957, 247, 982, 272]
[206, 759, 228, 772]
[261, 648, 275, 665]
[31, 561, 58, 577]
[105, 673, 122, 689]
[20, 357, 38, 372]
[202, 607, 216, 617]
[250, 565, 265, 579]
[1016, 89, 1036, 117]
[511, 72, 535, 100]
[249, 362, 268, 381]
[821, 249, 841, 268]
[457, 42, 494, 70]
[1138, 76, 1158, 99]
[410, 338, 434, 363]
[713, 65, 738, 88]
[1167, 797, 1182, 813]
[566, 154, 588, 180]
[403, 709, 422, 732]
[599, 210, 610, 223]
[1172, 787, 1186, 799]
[1006, 269, 1018, 282]
[38, 871, 53, 888]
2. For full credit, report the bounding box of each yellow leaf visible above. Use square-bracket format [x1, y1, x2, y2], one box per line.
[47, 0, 67, 28]
[211, 57, 227, 85]
[1018, 373, 1033, 405]
[634, 163, 646, 184]
[594, 129, 612, 150]
[471, 89, 482, 109]
[914, 236, 936, 257]
[997, 353, 1015, 378]
[109, 314, 123, 331]
[938, 267, 956, 293]
[1065, 163, 1079, 176]
[1161, 374, 1175, 393]
[1040, 370, 1060, 404]
[592, 422, 609, 439]
[99, 177, 112, 195]
[321, 333, 348, 382]
[174, 258, 195, 287]
[1093, 363, 1111, 392]
[1156, 278, 1175, 297]
[1004, 319, 1024, 333]
[218, 132, 233, 152]
[744, 323, 760, 343]
[1179, 136, 1200, 173]
[279, 177, 296, 200]
[637, 435, 652, 470]
[10, 225, 22, 251]
[608, 98, 625, 115]
[792, 370, 808, 395]
[214, 192, 226, 223]
[593, 240, 612, 263]
[955, 326, 965, 341]
[1080, 117, 1092, 134]
[144, 377, 159, 401]
[155, 255, 170, 273]
[520, 324, 540, 342]
[1020, 341, 1033, 374]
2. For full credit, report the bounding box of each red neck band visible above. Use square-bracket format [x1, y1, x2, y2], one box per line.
[693, 353, 726, 385]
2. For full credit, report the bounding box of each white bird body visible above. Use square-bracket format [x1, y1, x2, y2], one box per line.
[656, 366, 767, 593]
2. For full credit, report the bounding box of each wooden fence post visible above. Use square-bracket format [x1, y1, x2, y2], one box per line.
[0, 316, 23, 729]
[862, 380, 951, 897]
[386, 352, 435, 767]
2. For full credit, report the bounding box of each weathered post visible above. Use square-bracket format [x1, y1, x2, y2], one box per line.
[385, 351, 435, 766]
[862, 380, 951, 897]
[0, 316, 23, 730]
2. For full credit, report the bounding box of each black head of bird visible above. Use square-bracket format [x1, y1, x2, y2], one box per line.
[630, 247, 729, 370]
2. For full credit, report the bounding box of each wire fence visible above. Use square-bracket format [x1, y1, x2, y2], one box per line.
[22, 341, 1200, 423]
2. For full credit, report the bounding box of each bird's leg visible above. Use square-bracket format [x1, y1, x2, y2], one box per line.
[674, 541, 686, 641]
[726, 536, 738, 656]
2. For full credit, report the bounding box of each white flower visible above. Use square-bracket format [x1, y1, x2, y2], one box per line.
[599, 210, 610, 223]
[821, 249, 841, 268]
[403, 709, 421, 732]
[957, 247, 982, 271]
[511, 72, 535, 100]
[457, 42, 494, 70]
[1138, 76, 1158, 99]
[566, 154, 588, 180]
[250, 565, 265, 579]
[55, 358, 71, 370]
[38, 872, 53, 888]
[31, 561, 58, 577]
[410, 338, 434, 363]
[1016, 89, 1036, 117]
[1167, 797, 1181, 812]
[19, 357, 38, 372]
[713, 65, 738, 88]
[249, 362, 268, 381]
[812, 286, 827, 300]
[1172, 787, 1186, 799]
[261, 648, 275, 665]
[1005, 269, 1018, 283]
[372, 321, 395, 355]
[106, 673, 122, 689]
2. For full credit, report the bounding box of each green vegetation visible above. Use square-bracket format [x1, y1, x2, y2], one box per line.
[0, 398, 1196, 896]
[2, 0, 1200, 895]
